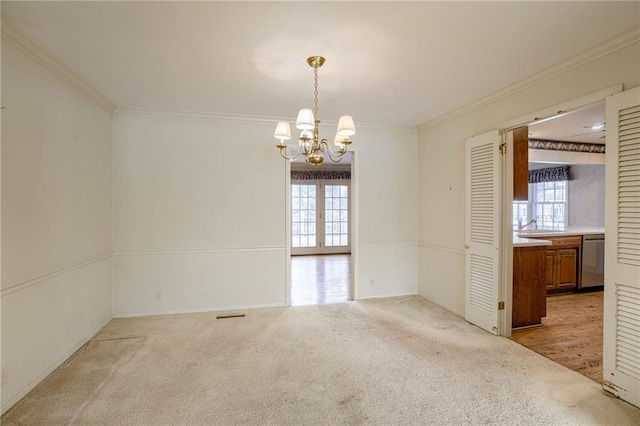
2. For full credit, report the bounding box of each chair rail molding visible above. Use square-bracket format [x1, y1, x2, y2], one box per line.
[1, 252, 112, 297]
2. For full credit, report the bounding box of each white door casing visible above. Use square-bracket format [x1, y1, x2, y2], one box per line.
[465, 130, 502, 335]
[603, 87, 640, 408]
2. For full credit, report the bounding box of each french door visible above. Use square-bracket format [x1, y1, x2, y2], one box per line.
[291, 180, 350, 255]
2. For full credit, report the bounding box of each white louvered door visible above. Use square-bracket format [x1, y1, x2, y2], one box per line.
[465, 130, 502, 335]
[603, 87, 640, 408]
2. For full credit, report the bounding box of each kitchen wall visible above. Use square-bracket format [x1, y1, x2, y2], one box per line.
[417, 38, 640, 316]
[568, 164, 605, 227]
[112, 112, 418, 316]
[1, 38, 113, 412]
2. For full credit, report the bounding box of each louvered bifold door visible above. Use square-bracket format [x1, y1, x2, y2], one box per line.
[465, 130, 501, 335]
[603, 87, 640, 409]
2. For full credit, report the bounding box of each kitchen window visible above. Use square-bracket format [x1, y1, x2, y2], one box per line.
[513, 180, 568, 230]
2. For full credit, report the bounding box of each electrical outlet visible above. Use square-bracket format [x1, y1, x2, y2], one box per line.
[1, 364, 8, 387]
[370, 280, 374, 287]
[154, 291, 161, 302]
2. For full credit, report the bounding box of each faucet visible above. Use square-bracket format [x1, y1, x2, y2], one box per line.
[518, 217, 538, 231]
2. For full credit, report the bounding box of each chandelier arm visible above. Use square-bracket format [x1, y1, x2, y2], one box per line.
[321, 139, 348, 163]
[278, 142, 303, 161]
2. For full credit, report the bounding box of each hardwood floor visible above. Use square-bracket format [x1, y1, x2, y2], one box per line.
[511, 291, 604, 383]
[291, 254, 352, 306]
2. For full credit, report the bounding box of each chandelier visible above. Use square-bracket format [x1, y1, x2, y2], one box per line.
[273, 56, 355, 165]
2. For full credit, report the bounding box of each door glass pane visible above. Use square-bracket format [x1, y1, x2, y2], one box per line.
[292, 184, 317, 248]
[325, 184, 349, 247]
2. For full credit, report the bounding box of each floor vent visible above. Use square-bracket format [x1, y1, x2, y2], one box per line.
[216, 314, 246, 320]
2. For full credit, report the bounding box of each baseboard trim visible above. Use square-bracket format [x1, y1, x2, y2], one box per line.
[0, 316, 111, 416]
[113, 302, 287, 318]
[356, 292, 418, 301]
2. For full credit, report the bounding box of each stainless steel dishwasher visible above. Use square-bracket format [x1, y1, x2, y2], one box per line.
[581, 234, 605, 288]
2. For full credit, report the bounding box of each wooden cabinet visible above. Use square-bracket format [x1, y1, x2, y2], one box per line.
[513, 126, 529, 201]
[531, 235, 582, 294]
[544, 250, 555, 290]
[557, 248, 579, 290]
[512, 246, 547, 328]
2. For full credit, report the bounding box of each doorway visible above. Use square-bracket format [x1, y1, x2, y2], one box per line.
[289, 154, 354, 306]
[508, 102, 606, 383]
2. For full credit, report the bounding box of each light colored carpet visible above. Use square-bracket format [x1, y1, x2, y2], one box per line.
[3, 296, 640, 425]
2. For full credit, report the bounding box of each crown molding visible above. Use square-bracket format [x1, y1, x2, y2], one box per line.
[418, 26, 640, 132]
[1, 16, 115, 114]
[115, 106, 417, 134]
[114, 107, 280, 126]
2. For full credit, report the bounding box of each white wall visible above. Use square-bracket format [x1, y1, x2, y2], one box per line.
[1, 39, 113, 412]
[112, 113, 418, 315]
[418, 40, 640, 316]
[354, 126, 419, 299]
[112, 112, 286, 316]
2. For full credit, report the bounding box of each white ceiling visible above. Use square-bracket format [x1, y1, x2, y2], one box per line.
[2, 1, 638, 128]
[529, 102, 606, 144]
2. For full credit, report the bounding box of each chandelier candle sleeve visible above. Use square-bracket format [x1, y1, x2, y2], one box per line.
[274, 121, 291, 145]
[273, 56, 354, 165]
[296, 109, 315, 130]
[337, 115, 356, 136]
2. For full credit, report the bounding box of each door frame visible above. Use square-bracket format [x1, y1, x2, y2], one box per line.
[285, 151, 359, 306]
[496, 84, 622, 337]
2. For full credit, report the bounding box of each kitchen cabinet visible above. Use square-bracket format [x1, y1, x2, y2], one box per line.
[531, 235, 582, 293]
[512, 246, 547, 328]
[513, 126, 529, 201]
[544, 248, 579, 291]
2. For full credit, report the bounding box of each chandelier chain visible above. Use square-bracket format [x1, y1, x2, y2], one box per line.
[313, 64, 319, 119]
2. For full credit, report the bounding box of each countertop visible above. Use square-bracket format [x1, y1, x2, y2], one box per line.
[513, 227, 605, 247]
[516, 227, 605, 238]
[513, 236, 552, 248]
